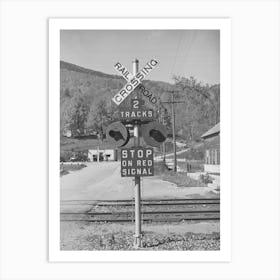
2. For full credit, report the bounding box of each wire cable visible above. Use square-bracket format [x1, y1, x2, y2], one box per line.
[170, 31, 184, 78]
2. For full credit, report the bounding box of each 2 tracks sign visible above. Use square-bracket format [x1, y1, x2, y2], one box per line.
[118, 99, 154, 122]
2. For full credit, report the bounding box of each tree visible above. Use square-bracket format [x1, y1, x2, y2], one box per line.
[173, 76, 220, 125]
[63, 91, 89, 137]
[86, 99, 110, 140]
[163, 76, 221, 142]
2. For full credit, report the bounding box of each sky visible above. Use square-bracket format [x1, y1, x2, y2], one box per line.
[60, 30, 220, 85]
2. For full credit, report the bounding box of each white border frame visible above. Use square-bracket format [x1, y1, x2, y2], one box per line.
[49, 18, 231, 262]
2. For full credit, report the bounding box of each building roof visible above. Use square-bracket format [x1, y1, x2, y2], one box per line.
[201, 123, 220, 139]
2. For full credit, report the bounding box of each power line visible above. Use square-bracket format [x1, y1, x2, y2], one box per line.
[170, 31, 184, 77]
[181, 31, 197, 73]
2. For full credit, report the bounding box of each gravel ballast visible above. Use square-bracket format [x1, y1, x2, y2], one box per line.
[60, 221, 220, 251]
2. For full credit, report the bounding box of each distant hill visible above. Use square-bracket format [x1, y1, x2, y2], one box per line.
[60, 60, 170, 103]
[60, 61, 121, 80]
[60, 60, 220, 151]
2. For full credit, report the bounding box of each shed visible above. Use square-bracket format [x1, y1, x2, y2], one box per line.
[88, 148, 117, 162]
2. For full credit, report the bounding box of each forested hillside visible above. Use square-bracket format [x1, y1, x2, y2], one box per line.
[60, 60, 220, 143]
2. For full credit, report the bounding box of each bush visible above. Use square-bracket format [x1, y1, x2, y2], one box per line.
[199, 173, 213, 184]
[60, 151, 72, 162]
[60, 151, 88, 162]
[70, 151, 88, 162]
[154, 162, 170, 175]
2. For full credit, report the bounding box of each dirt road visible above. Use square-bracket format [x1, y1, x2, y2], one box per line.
[60, 162, 215, 201]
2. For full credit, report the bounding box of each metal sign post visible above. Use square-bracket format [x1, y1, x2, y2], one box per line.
[132, 59, 142, 248]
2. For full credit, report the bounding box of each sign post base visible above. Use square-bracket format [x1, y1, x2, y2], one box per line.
[133, 233, 143, 249]
[134, 174, 142, 249]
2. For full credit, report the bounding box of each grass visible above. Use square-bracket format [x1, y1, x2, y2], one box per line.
[159, 171, 207, 188]
[154, 160, 206, 188]
[60, 163, 87, 176]
[154, 161, 206, 188]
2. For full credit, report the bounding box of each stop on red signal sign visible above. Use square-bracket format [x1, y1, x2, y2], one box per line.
[121, 147, 154, 177]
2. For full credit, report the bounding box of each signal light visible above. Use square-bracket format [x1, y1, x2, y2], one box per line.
[142, 121, 167, 147]
[106, 121, 130, 147]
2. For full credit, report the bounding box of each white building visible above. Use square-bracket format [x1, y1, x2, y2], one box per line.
[88, 149, 117, 162]
[201, 123, 220, 174]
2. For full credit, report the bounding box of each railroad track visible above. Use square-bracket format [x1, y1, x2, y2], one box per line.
[60, 198, 220, 223]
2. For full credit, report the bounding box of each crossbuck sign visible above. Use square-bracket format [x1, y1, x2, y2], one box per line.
[112, 59, 159, 106]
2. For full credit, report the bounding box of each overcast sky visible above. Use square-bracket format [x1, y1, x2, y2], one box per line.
[60, 30, 220, 85]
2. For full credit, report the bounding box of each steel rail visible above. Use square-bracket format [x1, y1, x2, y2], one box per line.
[62, 210, 220, 215]
[61, 199, 220, 206]
[61, 198, 220, 203]
[94, 202, 220, 206]
[61, 217, 220, 223]
[60, 198, 220, 223]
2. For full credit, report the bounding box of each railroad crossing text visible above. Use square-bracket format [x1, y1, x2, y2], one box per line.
[112, 59, 159, 105]
[119, 99, 154, 121]
[119, 109, 153, 119]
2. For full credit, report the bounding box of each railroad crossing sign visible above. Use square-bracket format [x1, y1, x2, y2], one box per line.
[118, 98, 154, 122]
[121, 147, 154, 177]
[142, 121, 168, 147]
[112, 59, 159, 106]
[106, 121, 129, 147]
[110, 58, 163, 249]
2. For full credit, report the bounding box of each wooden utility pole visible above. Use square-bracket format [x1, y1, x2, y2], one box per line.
[162, 140, 166, 163]
[158, 105, 166, 163]
[161, 90, 185, 172]
[171, 93, 177, 172]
